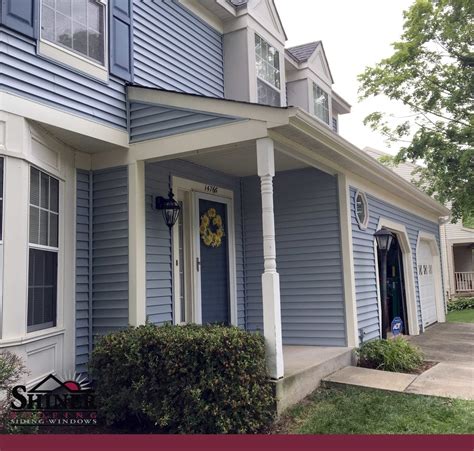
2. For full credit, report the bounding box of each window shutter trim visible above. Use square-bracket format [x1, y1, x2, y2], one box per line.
[109, 0, 133, 82]
[1, 0, 37, 39]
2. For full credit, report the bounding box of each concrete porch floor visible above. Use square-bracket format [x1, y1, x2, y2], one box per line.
[274, 346, 355, 414]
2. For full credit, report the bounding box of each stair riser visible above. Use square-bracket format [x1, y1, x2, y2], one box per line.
[274, 350, 355, 414]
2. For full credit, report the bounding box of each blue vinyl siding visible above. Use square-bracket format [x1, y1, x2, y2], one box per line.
[243, 168, 346, 346]
[145, 160, 245, 327]
[133, 0, 224, 97]
[350, 187, 441, 341]
[92, 167, 129, 337]
[75, 171, 92, 373]
[129, 102, 239, 142]
[0, 29, 127, 129]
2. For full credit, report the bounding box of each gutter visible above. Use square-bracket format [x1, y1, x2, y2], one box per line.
[287, 109, 451, 218]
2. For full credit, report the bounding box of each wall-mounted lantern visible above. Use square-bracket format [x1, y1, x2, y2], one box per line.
[155, 187, 181, 229]
[374, 228, 394, 339]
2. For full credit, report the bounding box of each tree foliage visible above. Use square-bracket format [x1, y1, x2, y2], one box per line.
[358, 0, 473, 221]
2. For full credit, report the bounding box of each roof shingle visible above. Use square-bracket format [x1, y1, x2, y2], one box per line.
[286, 41, 321, 63]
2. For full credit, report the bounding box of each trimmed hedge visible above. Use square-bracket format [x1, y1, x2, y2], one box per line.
[90, 324, 275, 433]
[447, 297, 474, 312]
[357, 337, 424, 373]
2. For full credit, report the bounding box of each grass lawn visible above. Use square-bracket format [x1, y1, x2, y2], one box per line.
[447, 308, 474, 323]
[277, 386, 474, 434]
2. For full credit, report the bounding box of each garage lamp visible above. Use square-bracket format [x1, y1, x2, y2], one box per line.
[374, 229, 394, 252]
[374, 229, 394, 339]
[155, 186, 181, 230]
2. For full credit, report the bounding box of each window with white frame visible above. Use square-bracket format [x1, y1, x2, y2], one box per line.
[313, 83, 329, 124]
[355, 190, 369, 230]
[41, 0, 106, 66]
[255, 34, 281, 106]
[0, 157, 3, 241]
[28, 167, 59, 332]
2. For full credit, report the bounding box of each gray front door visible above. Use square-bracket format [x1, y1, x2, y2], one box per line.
[198, 198, 230, 325]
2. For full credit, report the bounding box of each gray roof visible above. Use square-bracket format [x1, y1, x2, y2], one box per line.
[227, 0, 248, 7]
[286, 41, 321, 63]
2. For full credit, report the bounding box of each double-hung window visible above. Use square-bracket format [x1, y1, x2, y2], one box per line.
[313, 83, 330, 125]
[41, 0, 106, 66]
[255, 34, 281, 107]
[28, 167, 59, 333]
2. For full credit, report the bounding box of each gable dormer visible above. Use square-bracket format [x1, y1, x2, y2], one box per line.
[285, 41, 350, 133]
[222, 0, 287, 106]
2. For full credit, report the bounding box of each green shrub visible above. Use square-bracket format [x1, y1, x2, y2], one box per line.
[356, 337, 424, 373]
[90, 323, 275, 433]
[447, 297, 474, 312]
[0, 351, 29, 434]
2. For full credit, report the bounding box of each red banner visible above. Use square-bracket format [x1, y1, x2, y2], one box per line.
[0, 435, 472, 451]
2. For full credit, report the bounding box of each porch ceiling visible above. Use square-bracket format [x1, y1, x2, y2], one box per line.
[183, 144, 308, 177]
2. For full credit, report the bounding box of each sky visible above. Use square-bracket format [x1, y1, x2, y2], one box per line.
[274, 0, 414, 154]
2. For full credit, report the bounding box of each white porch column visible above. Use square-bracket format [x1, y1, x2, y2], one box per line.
[128, 160, 147, 326]
[256, 138, 284, 380]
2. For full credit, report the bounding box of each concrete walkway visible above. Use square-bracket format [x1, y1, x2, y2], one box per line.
[324, 323, 474, 401]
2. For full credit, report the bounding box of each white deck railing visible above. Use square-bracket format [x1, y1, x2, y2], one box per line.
[455, 272, 474, 292]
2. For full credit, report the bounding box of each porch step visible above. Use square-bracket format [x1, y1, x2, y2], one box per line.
[274, 346, 355, 414]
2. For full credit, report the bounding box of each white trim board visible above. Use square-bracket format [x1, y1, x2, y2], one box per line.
[376, 218, 419, 337]
[0, 92, 129, 149]
[337, 174, 358, 346]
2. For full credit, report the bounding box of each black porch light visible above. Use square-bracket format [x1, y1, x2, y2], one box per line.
[374, 228, 394, 252]
[155, 187, 181, 229]
[374, 228, 394, 339]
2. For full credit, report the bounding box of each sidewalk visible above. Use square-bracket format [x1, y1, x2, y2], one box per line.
[323, 323, 474, 401]
[323, 363, 473, 400]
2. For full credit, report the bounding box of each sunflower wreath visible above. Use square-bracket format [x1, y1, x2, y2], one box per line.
[199, 207, 225, 248]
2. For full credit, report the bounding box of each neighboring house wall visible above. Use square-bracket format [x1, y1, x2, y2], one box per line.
[0, 30, 127, 130]
[145, 160, 245, 328]
[243, 168, 346, 346]
[350, 188, 441, 341]
[453, 246, 474, 272]
[133, 0, 225, 97]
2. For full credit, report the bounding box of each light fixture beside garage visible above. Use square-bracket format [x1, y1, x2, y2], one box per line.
[374, 229, 394, 253]
[155, 186, 181, 229]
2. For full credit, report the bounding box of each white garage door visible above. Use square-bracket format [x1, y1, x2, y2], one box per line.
[418, 240, 437, 327]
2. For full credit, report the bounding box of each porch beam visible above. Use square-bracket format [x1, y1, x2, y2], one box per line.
[256, 138, 284, 380]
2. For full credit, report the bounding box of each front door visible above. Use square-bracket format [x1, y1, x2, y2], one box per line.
[195, 195, 231, 325]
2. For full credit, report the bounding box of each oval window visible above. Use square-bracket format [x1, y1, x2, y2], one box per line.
[355, 190, 369, 229]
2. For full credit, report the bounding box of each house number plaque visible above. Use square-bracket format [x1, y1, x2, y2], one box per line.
[204, 185, 218, 194]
